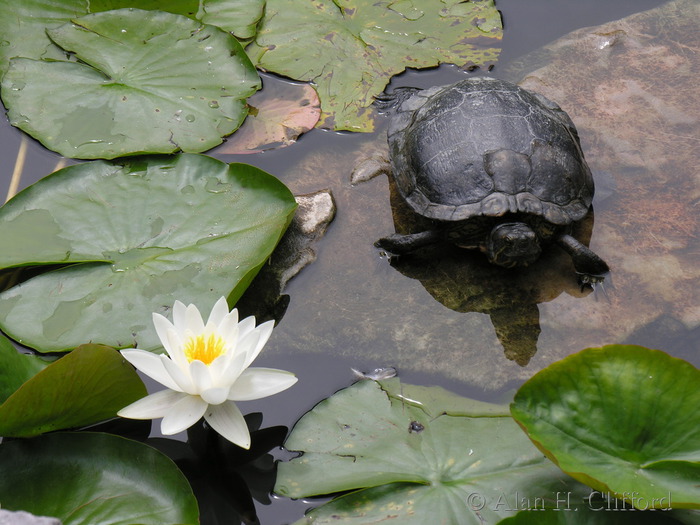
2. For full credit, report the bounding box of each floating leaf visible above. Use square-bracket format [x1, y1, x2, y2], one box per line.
[499, 506, 694, 524]
[0, 432, 199, 525]
[198, 0, 266, 42]
[0, 344, 146, 437]
[1, 8, 260, 159]
[0, 332, 53, 403]
[248, 0, 502, 132]
[0, 0, 85, 78]
[0, 154, 296, 352]
[511, 345, 700, 510]
[216, 81, 321, 154]
[276, 379, 589, 524]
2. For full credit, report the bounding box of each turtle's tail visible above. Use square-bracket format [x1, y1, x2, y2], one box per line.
[374, 87, 422, 112]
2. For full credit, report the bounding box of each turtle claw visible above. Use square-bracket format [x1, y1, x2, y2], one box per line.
[577, 271, 612, 300]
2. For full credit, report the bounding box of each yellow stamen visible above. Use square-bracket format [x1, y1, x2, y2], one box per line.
[183, 333, 226, 365]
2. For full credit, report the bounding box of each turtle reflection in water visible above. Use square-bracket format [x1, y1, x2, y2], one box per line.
[372, 77, 609, 286]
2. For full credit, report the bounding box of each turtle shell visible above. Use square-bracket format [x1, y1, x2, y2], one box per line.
[386, 77, 594, 226]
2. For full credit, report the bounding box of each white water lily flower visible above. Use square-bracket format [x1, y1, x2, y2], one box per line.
[117, 297, 297, 449]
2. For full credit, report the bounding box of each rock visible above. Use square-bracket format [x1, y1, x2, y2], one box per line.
[236, 189, 336, 324]
[0, 510, 62, 525]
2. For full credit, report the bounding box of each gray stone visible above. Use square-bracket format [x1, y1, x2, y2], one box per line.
[0, 510, 62, 525]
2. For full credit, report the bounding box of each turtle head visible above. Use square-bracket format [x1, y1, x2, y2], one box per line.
[487, 223, 541, 268]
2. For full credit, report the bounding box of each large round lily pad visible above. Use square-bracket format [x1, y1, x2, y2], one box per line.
[511, 345, 700, 509]
[248, 0, 502, 131]
[0, 154, 296, 352]
[276, 379, 589, 524]
[0, 432, 199, 525]
[1, 8, 260, 159]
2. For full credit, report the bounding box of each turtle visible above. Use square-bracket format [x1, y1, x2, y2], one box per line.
[374, 76, 609, 283]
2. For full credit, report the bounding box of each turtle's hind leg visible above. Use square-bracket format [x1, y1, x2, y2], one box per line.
[376, 230, 443, 254]
[556, 233, 610, 288]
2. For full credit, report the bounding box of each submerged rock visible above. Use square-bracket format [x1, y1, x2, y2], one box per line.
[260, 0, 698, 390]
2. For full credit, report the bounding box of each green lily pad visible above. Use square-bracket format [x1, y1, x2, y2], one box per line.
[0, 344, 146, 437]
[247, 0, 502, 132]
[0, 1, 262, 78]
[511, 345, 700, 510]
[0, 154, 296, 352]
[499, 507, 695, 525]
[0, 0, 84, 78]
[276, 379, 589, 524]
[0, 432, 199, 525]
[0, 333, 53, 403]
[1, 8, 260, 159]
[198, 0, 266, 42]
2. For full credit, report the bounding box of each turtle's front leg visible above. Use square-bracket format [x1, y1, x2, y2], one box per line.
[556, 233, 610, 288]
[376, 230, 443, 254]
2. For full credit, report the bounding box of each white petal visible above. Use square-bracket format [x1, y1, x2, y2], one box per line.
[120, 349, 182, 392]
[236, 329, 260, 364]
[163, 326, 188, 369]
[217, 309, 240, 343]
[207, 297, 230, 329]
[204, 401, 250, 449]
[118, 389, 185, 419]
[228, 368, 297, 401]
[211, 350, 247, 387]
[244, 320, 274, 368]
[160, 354, 196, 394]
[185, 303, 205, 334]
[152, 313, 176, 354]
[172, 300, 188, 338]
[161, 394, 208, 435]
[189, 359, 213, 393]
[201, 387, 229, 405]
[237, 316, 257, 340]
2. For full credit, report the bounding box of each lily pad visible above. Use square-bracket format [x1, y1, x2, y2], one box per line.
[0, 333, 53, 403]
[198, 0, 266, 42]
[0, 0, 260, 79]
[0, 344, 146, 437]
[276, 378, 590, 524]
[0, 154, 296, 352]
[0, 432, 199, 525]
[248, 0, 502, 131]
[511, 345, 700, 509]
[1, 8, 260, 159]
[216, 80, 321, 154]
[0, 0, 85, 78]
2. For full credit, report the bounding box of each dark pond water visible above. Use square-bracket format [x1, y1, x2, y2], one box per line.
[1, 0, 694, 523]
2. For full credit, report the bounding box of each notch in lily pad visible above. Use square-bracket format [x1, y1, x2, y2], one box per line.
[0, 8, 260, 159]
[275, 378, 592, 524]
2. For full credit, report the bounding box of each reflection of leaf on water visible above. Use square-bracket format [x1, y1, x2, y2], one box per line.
[276, 378, 590, 524]
[1, 9, 260, 159]
[248, 0, 503, 132]
[216, 80, 321, 155]
[149, 414, 287, 525]
[0, 154, 296, 353]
